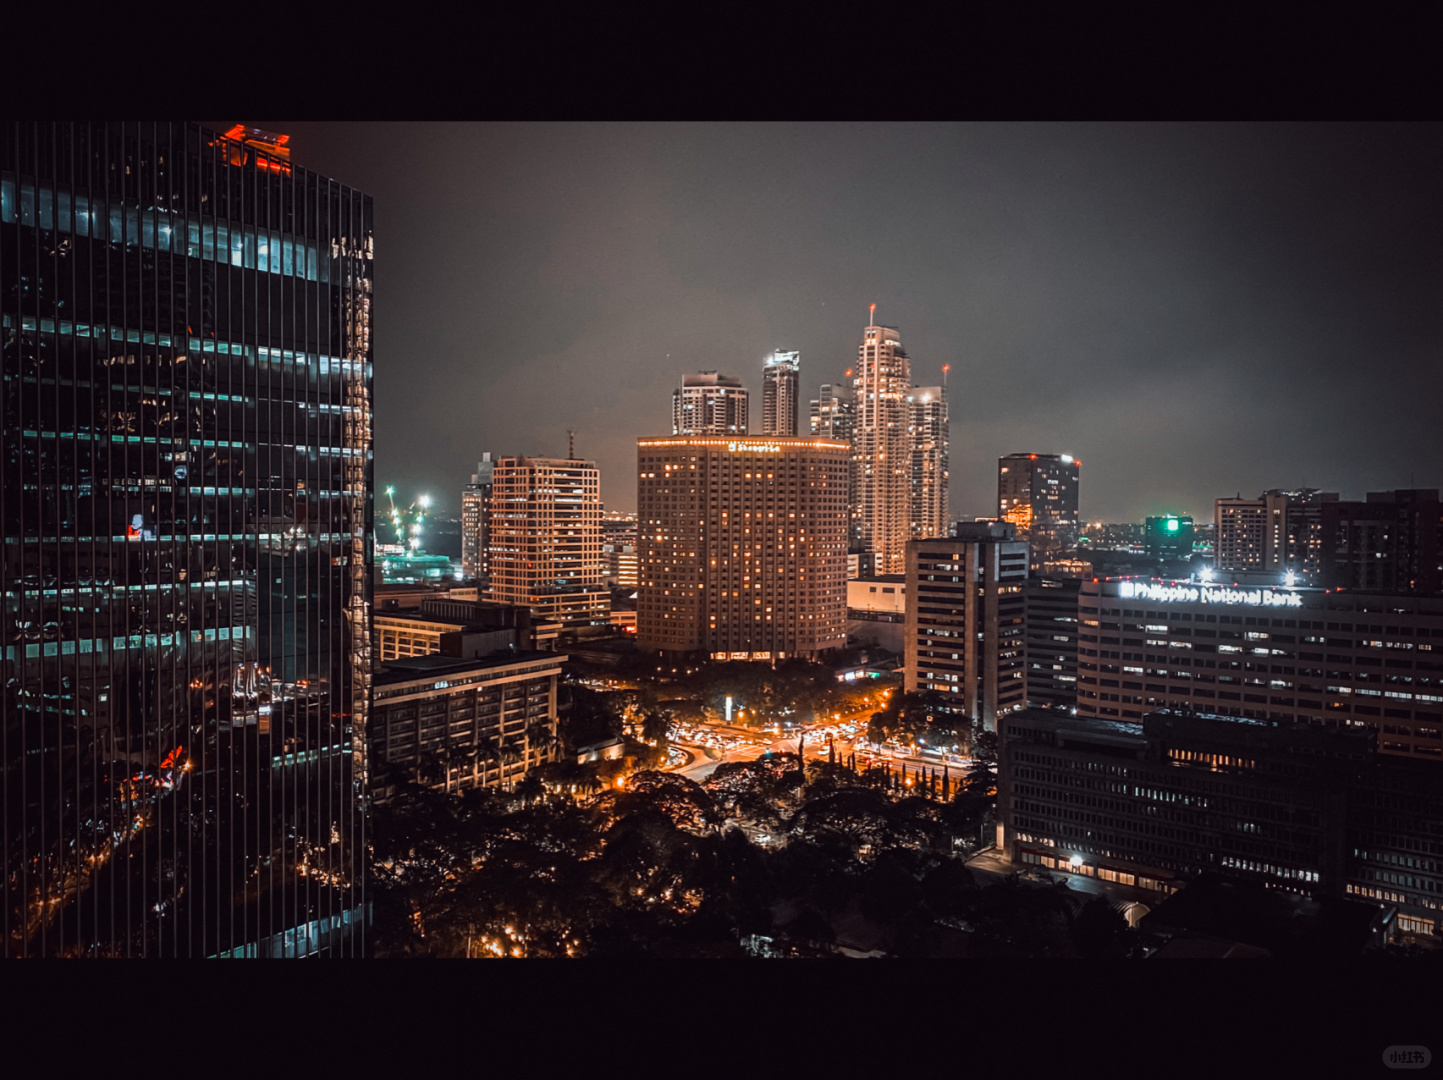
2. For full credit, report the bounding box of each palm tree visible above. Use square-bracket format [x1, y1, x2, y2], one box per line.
[526, 719, 557, 762]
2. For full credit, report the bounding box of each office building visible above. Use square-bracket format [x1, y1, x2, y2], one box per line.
[460, 453, 496, 585]
[672, 371, 748, 435]
[904, 524, 1029, 730]
[852, 309, 913, 575]
[371, 648, 565, 802]
[1215, 489, 1338, 579]
[908, 382, 949, 541]
[1144, 515, 1194, 561]
[998, 453, 1081, 571]
[1322, 489, 1442, 594]
[761, 350, 800, 437]
[1, 122, 372, 957]
[1024, 576, 1082, 709]
[998, 708, 1443, 940]
[1075, 574, 1443, 760]
[486, 455, 607, 629]
[636, 435, 849, 660]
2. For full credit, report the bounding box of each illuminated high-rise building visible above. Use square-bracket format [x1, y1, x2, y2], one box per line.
[904, 525, 1029, 730]
[998, 452, 1081, 570]
[908, 378, 949, 540]
[809, 381, 854, 442]
[852, 307, 912, 576]
[761, 350, 800, 436]
[1, 122, 373, 957]
[636, 435, 849, 659]
[461, 452, 496, 585]
[672, 371, 748, 435]
[487, 455, 608, 628]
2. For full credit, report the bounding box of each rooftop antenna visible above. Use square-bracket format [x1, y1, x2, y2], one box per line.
[567, 429, 576, 460]
[942, 363, 950, 396]
[869, 302, 875, 327]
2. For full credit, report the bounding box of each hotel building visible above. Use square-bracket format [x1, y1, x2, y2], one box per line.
[636, 435, 848, 660]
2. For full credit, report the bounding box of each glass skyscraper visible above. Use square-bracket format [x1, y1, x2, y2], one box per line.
[1, 122, 373, 956]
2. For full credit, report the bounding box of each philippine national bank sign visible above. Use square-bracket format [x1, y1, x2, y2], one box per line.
[1118, 581, 1305, 609]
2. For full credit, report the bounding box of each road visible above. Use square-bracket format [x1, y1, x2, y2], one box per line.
[668, 710, 969, 783]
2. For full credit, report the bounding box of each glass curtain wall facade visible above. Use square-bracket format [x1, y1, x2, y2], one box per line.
[1, 122, 373, 957]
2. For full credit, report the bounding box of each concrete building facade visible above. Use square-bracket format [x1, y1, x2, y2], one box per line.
[461, 452, 496, 585]
[908, 383, 949, 541]
[904, 525, 1029, 730]
[852, 314, 913, 575]
[636, 435, 849, 660]
[672, 371, 749, 435]
[487, 455, 608, 628]
[1075, 575, 1443, 761]
[998, 453, 1081, 571]
[761, 350, 800, 437]
[1025, 576, 1082, 709]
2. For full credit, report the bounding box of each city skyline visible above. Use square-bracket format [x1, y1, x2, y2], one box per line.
[216, 122, 1442, 525]
[7, 121, 1441, 966]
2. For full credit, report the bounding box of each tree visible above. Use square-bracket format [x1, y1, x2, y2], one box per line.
[1070, 895, 1141, 959]
[640, 708, 672, 748]
[514, 772, 545, 808]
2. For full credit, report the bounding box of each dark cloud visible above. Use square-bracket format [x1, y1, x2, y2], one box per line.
[239, 122, 1443, 521]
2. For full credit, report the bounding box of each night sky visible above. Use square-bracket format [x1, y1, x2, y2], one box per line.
[230, 122, 1442, 523]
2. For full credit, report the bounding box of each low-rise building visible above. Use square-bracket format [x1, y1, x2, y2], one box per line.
[370, 649, 566, 801]
[997, 707, 1443, 941]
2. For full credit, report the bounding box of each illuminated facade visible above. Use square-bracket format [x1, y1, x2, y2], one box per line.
[636, 436, 849, 659]
[1075, 576, 1443, 761]
[1, 122, 372, 957]
[852, 313, 912, 575]
[904, 527, 1029, 730]
[672, 371, 748, 435]
[761, 350, 800, 436]
[1024, 576, 1081, 709]
[460, 452, 495, 585]
[1215, 489, 1338, 579]
[809, 381, 854, 442]
[908, 383, 949, 540]
[371, 650, 564, 801]
[998, 452, 1080, 571]
[601, 512, 638, 587]
[486, 455, 608, 628]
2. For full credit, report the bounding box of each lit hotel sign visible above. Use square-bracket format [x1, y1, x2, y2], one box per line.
[726, 441, 782, 453]
[1118, 581, 1303, 608]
